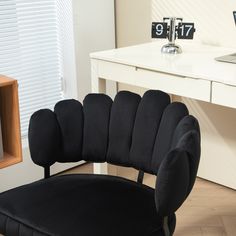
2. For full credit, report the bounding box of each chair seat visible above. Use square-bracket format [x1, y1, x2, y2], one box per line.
[0, 174, 176, 236]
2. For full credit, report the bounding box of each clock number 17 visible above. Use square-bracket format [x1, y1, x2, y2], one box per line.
[177, 23, 195, 39]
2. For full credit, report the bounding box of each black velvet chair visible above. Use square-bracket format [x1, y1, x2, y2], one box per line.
[0, 90, 200, 236]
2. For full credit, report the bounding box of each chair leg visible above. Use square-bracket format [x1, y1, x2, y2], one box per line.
[44, 166, 50, 179]
[163, 216, 172, 236]
[137, 170, 144, 184]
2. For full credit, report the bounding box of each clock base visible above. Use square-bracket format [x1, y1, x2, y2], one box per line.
[161, 43, 182, 54]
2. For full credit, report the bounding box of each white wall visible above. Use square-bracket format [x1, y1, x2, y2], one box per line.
[115, 0, 152, 93]
[115, 0, 151, 47]
[74, 0, 115, 102]
[152, 0, 236, 47]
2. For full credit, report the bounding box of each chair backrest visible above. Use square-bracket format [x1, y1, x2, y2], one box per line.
[29, 89, 201, 218]
[29, 90, 200, 177]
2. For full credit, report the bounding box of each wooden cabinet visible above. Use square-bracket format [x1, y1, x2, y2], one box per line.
[0, 76, 22, 169]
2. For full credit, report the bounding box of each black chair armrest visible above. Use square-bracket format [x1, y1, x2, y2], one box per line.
[155, 129, 200, 217]
[155, 148, 190, 217]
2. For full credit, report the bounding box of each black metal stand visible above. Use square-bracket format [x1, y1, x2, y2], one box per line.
[137, 170, 144, 184]
[44, 166, 50, 179]
[163, 216, 171, 236]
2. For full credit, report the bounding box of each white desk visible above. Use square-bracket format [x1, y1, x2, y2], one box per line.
[90, 41, 236, 187]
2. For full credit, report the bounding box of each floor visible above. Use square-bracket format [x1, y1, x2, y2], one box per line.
[64, 163, 236, 236]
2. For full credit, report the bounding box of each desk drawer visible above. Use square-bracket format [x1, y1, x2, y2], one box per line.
[98, 60, 136, 84]
[135, 68, 211, 102]
[97, 61, 211, 102]
[212, 82, 236, 109]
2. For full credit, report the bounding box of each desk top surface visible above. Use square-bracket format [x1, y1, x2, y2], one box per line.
[91, 41, 236, 86]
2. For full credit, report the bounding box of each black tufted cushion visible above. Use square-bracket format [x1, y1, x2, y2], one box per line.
[28, 109, 61, 167]
[154, 115, 200, 217]
[54, 99, 84, 163]
[155, 149, 190, 217]
[129, 90, 170, 173]
[107, 91, 141, 166]
[82, 94, 113, 162]
[172, 115, 200, 194]
[0, 174, 176, 236]
[151, 102, 189, 174]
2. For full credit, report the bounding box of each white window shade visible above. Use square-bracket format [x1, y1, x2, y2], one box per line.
[0, 0, 76, 137]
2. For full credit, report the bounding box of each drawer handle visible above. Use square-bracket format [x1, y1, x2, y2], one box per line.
[135, 67, 187, 79]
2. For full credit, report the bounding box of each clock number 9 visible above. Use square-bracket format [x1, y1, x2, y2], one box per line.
[152, 22, 168, 38]
[156, 23, 164, 36]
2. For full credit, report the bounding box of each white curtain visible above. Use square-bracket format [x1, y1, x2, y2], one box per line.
[0, 0, 76, 136]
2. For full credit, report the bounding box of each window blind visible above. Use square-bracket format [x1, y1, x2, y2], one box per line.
[0, 0, 63, 136]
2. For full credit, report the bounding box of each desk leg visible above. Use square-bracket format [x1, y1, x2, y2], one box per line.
[91, 59, 117, 174]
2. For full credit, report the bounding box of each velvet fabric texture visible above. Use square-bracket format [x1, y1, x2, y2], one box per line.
[0, 90, 201, 236]
[29, 90, 195, 175]
[0, 175, 176, 236]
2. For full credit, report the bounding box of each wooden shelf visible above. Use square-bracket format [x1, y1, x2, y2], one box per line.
[0, 75, 22, 169]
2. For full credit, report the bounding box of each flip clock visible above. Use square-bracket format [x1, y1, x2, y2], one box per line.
[152, 17, 196, 54]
